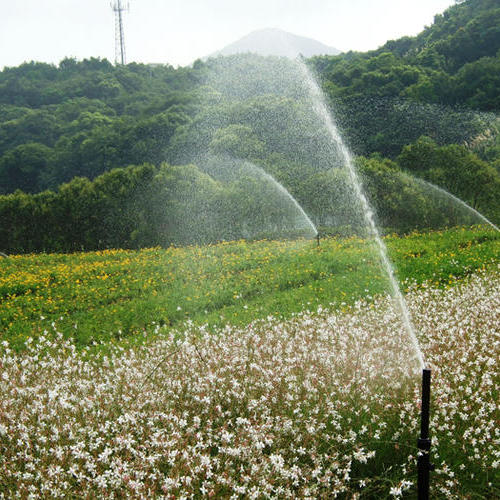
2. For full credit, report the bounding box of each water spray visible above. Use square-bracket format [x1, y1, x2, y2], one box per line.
[407, 174, 500, 232]
[295, 58, 426, 371]
[417, 368, 434, 499]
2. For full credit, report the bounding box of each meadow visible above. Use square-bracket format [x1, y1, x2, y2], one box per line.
[0, 266, 498, 497]
[0, 226, 499, 497]
[0, 226, 499, 351]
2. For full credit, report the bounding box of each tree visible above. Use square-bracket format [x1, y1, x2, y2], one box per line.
[0, 143, 52, 194]
[397, 136, 440, 173]
[209, 124, 265, 160]
[398, 137, 500, 216]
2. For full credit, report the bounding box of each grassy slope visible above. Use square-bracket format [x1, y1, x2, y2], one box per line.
[0, 226, 498, 350]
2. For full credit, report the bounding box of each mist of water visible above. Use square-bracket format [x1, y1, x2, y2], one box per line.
[296, 59, 426, 371]
[252, 165, 318, 237]
[410, 176, 500, 232]
[197, 155, 318, 240]
[177, 52, 499, 371]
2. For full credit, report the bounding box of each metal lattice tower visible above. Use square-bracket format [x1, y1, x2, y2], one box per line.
[111, 0, 129, 65]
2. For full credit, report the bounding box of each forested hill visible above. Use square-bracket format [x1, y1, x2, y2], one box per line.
[0, 0, 498, 195]
[0, 0, 499, 253]
[0, 59, 204, 193]
[312, 0, 500, 109]
[309, 0, 500, 157]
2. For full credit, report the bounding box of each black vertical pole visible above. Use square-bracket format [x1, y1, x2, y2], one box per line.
[418, 368, 433, 500]
[316, 233, 320, 247]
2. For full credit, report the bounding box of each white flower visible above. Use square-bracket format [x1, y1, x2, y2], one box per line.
[390, 485, 402, 497]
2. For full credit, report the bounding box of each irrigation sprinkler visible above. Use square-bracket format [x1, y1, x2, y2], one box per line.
[316, 233, 321, 247]
[417, 368, 434, 500]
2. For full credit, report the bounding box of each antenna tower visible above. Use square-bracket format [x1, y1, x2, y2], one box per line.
[111, 0, 129, 65]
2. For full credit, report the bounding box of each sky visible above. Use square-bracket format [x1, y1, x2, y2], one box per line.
[1, 0, 457, 69]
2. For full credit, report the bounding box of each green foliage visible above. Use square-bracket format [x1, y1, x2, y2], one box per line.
[0, 58, 201, 193]
[454, 55, 500, 110]
[397, 136, 500, 220]
[0, 160, 316, 253]
[209, 124, 266, 159]
[0, 143, 52, 194]
[309, 0, 500, 157]
[0, 0, 499, 252]
[1, 142, 499, 254]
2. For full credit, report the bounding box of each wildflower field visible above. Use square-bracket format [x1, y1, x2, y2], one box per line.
[0, 268, 499, 497]
[0, 226, 499, 498]
[0, 226, 498, 350]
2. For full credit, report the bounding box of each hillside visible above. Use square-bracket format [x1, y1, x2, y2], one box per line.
[0, 0, 499, 252]
[310, 0, 500, 155]
[207, 28, 340, 59]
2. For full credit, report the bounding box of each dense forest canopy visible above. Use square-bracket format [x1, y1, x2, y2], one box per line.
[0, 0, 499, 252]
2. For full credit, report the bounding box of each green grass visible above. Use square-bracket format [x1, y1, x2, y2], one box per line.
[0, 225, 498, 350]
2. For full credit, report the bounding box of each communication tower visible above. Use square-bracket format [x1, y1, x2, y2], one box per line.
[111, 0, 129, 65]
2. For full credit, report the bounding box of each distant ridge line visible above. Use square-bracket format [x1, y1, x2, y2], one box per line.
[206, 28, 341, 60]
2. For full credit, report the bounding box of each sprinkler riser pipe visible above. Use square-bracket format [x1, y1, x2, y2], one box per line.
[420, 368, 431, 439]
[417, 368, 433, 500]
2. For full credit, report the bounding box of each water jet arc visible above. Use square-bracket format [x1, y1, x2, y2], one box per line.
[255, 166, 318, 238]
[202, 155, 318, 239]
[412, 176, 500, 232]
[296, 59, 425, 371]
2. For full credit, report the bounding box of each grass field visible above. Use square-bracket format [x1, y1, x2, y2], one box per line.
[1, 226, 499, 350]
[0, 226, 499, 497]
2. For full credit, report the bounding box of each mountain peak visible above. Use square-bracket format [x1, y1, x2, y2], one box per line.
[208, 28, 341, 59]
